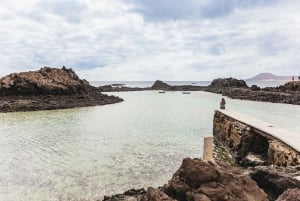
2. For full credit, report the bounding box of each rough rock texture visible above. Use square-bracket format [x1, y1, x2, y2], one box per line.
[150, 80, 205, 91]
[103, 189, 147, 201]
[209, 78, 248, 88]
[276, 188, 300, 201]
[0, 66, 91, 95]
[98, 85, 150, 92]
[213, 110, 300, 167]
[264, 81, 300, 94]
[249, 167, 300, 201]
[97, 78, 300, 105]
[0, 67, 123, 112]
[103, 158, 269, 201]
[151, 80, 172, 90]
[205, 78, 300, 105]
[206, 87, 300, 105]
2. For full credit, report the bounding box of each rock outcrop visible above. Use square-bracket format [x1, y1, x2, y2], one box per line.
[0, 67, 123, 112]
[276, 188, 300, 201]
[96, 78, 300, 105]
[209, 78, 248, 88]
[0, 66, 91, 95]
[151, 80, 172, 90]
[205, 78, 300, 105]
[103, 158, 269, 201]
[249, 166, 300, 201]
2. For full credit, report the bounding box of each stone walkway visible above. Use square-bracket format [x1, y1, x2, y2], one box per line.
[217, 109, 300, 153]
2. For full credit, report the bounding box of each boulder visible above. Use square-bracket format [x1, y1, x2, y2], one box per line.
[250, 168, 300, 200]
[166, 158, 268, 201]
[104, 158, 268, 201]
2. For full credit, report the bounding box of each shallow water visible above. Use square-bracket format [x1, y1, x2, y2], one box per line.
[0, 91, 299, 201]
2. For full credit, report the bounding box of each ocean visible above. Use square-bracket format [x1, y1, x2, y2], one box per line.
[90, 80, 287, 88]
[0, 88, 299, 200]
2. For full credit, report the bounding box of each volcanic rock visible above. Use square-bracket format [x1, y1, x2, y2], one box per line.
[249, 168, 300, 201]
[276, 188, 300, 201]
[103, 158, 268, 201]
[0, 67, 123, 112]
[0, 66, 92, 95]
[151, 80, 172, 90]
[209, 78, 248, 88]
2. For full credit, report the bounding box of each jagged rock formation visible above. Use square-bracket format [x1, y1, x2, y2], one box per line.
[151, 80, 172, 90]
[264, 81, 300, 94]
[206, 78, 300, 105]
[96, 78, 300, 105]
[249, 166, 300, 201]
[103, 158, 269, 201]
[0, 67, 123, 112]
[0, 66, 91, 95]
[209, 78, 248, 88]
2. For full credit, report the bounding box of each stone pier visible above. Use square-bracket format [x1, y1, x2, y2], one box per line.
[213, 109, 300, 166]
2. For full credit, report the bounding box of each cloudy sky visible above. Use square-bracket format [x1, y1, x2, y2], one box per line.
[0, 0, 299, 81]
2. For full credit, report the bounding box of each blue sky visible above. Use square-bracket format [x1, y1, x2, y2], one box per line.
[0, 0, 299, 81]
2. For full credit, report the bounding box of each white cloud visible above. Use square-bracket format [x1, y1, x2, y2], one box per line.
[0, 0, 300, 80]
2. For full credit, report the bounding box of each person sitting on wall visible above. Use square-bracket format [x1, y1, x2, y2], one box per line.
[220, 98, 226, 109]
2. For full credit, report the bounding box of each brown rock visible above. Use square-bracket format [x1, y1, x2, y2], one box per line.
[0, 66, 91, 96]
[0, 67, 123, 112]
[146, 187, 173, 201]
[166, 158, 267, 201]
[179, 158, 219, 188]
[250, 169, 300, 200]
[276, 188, 300, 201]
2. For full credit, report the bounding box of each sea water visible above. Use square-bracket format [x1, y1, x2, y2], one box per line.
[0, 91, 299, 201]
[91, 80, 286, 88]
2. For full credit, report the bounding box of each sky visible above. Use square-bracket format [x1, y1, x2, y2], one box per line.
[0, 0, 299, 81]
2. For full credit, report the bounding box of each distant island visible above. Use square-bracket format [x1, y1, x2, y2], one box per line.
[246, 73, 293, 81]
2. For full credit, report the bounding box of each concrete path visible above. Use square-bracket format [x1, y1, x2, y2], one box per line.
[217, 109, 300, 153]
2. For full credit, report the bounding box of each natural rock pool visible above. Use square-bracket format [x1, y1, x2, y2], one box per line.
[0, 91, 299, 201]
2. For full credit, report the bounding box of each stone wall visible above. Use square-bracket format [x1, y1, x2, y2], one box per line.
[213, 110, 300, 166]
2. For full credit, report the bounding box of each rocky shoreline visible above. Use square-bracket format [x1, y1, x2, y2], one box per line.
[0, 67, 123, 112]
[99, 78, 300, 105]
[103, 158, 300, 201]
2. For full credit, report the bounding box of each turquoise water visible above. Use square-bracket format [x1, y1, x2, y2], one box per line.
[0, 91, 299, 201]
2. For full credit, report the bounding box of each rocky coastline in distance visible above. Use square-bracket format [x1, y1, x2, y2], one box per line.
[0, 67, 123, 112]
[99, 78, 300, 105]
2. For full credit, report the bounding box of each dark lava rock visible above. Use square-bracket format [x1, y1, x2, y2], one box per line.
[276, 188, 300, 201]
[249, 168, 300, 201]
[147, 187, 174, 201]
[103, 189, 147, 201]
[209, 78, 248, 88]
[0, 67, 123, 112]
[151, 80, 172, 90]
[0, 66, 92, 95]
[98, 85, 150, 92]
[104, 158, 268, 201]
[250, 85, 261, 91]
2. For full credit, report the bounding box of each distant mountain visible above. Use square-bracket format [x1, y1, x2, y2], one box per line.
[246, 73, 292, 81]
